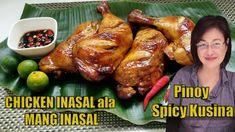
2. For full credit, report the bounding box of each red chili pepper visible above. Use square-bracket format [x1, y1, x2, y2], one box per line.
[27, 36, 33, 42]
[47, 30, 54, 37]
[143, 75, 170, 111]
[164, 89, 170, 103]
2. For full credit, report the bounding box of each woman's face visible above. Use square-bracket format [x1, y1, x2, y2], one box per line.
[197, 28, 227, 69]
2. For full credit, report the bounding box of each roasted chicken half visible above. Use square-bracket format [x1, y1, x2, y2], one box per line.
[114, 28, 168, 99]
[72, 1, 133, 81]
[39, 21, 100, 77]
[128, 9, 195, 65]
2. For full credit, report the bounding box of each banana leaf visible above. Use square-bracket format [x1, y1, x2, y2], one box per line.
[0, 0, 235, 125]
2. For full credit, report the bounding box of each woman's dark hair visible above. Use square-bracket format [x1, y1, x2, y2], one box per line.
[191, 15, 231, 68]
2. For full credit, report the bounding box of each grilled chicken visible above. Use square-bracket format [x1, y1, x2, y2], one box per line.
[72, 1, 133, 81]
[114, 28, 167, 99]
[39, 21, 100, 77]
[128, 9, 195, 65]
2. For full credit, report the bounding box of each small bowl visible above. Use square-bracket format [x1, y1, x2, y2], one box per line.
[7, 17, 57, 58]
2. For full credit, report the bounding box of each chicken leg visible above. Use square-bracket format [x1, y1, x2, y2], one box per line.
[128, 9, 195, 65]
[39, 21, 100, 77]
[72, 1, 133, 81]
[114, 28, 167, 99]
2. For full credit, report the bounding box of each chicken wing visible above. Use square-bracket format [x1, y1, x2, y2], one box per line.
[39, 21, 99, 77]
[128, 9, 195, 65]
[114, 28, 167, 99]
[72, 1, 133, 81]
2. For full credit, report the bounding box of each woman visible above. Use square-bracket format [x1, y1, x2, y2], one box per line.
[166, 15, 235, 132]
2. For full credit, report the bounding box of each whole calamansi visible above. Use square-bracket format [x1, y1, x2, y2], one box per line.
[0, 55, 19, 73]
[27, 71, 49, 92]
[17, 60, 38, 79]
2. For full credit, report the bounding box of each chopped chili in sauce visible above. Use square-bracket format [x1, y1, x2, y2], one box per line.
[18, 29, 54, 48]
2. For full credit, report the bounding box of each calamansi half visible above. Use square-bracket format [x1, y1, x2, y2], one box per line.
[17, 60, 38, 79]
[27, 71, 49, 92]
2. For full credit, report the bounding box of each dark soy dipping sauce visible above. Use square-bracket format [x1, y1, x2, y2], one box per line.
[18, 29, 54, 48]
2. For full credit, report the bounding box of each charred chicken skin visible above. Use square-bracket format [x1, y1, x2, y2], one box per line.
[72, 2, 133, 81]
[128, 9, 195, 65]
[39, 21, 99, 77]
[114, 28, 167, 99]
